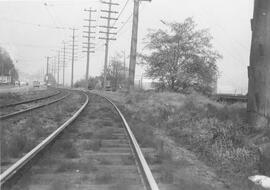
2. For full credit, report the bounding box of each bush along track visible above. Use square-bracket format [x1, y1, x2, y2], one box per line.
[98, 91, 259, 190]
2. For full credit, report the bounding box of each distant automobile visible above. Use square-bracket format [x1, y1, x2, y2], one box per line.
[20, 81, 28, 86]
[33, 81, 40, 87]
[15, 81, 20, 86]
[105, 80, 112, 91]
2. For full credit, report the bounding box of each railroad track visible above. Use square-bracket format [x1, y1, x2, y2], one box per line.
[0, 90, 159, 190]
[0, 89, 61, 109]
[0, 90, 69, 120]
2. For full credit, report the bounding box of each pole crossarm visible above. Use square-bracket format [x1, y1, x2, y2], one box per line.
[101, 10, 118, 14]
[82, 36, 96, 39]
[99, 31, 117, 35]
[101, 1, 120, 6]
[82, 51, 95, 53]
[83, 25, 97, 28]
[84, 19, 97, 22]
[99, 25, 117, 29]
[99, 37, 117, 41]
[100, 16, 118, 20]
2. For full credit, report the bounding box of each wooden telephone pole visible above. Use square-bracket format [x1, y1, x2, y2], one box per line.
[248, 0, 270, 128]
[71, 28, 78, 88]
[57, 50, 60, 87]
[62, 42, 66, 86]
[83, 8, 96, 84]
[46, 56, 50, 85]
[99, 0, 119, 88]
[128, 0, 151, 90]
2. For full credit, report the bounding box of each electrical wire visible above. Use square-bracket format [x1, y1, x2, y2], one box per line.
[112, 0, 131, 27]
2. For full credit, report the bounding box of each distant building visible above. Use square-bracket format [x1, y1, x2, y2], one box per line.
[0, 75, 11, 84]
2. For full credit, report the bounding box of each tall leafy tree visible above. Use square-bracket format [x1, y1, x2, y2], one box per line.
[0, 47, 19, 83]
[140, 18, 221, 94]
[106, 54, 127, 89]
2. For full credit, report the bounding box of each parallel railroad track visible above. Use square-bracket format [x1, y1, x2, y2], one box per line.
[0, 90, 159, 190]
[0, 90, 69, 120]
[0, 89, 61, 109]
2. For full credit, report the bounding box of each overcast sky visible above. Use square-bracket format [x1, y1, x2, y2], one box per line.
[0, 0, 253, 93]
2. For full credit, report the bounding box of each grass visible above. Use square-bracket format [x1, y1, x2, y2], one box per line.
[1, 117, 41, 158]
[5, 133, 34, 158]
[103, 90, 259, 189]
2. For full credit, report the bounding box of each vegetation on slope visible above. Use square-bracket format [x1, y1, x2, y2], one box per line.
[104, 90, 259, 189]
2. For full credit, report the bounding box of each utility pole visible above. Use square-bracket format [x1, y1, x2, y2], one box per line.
[248, 0, 270, 129]
[52, 56, 56, 83]
[99, 0, 119, 88]
[128, 0, 151, 90]
[46, 56, 50, 85]
[71, 28, 78, 88]
[62, 42, 66, 86]
[83, 8, 96, 86]
[140, 73, 143, 89]
[123, 50, 126, 78]
[57, 50, 60, 87]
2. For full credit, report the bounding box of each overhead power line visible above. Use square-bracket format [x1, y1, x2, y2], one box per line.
[112, 0, 131, 27]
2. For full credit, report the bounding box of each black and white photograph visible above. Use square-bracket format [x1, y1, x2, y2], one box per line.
[0, 0, 269, 190]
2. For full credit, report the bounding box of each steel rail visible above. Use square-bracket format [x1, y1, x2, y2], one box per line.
[0, 90, 61, 109]
[92, 92, 159, 190]
[0, 92, 70, 120]
[0, 91, 89, 186]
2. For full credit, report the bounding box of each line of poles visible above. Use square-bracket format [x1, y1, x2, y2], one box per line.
[44, 0, 151, 90]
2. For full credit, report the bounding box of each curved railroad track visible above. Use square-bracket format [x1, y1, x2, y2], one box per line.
[0, 90, 159, 190]
[0, 90, 69, 120]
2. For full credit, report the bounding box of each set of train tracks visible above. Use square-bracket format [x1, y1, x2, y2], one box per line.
[1, 89, 159, 190]
[0, 89, 69, 120]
